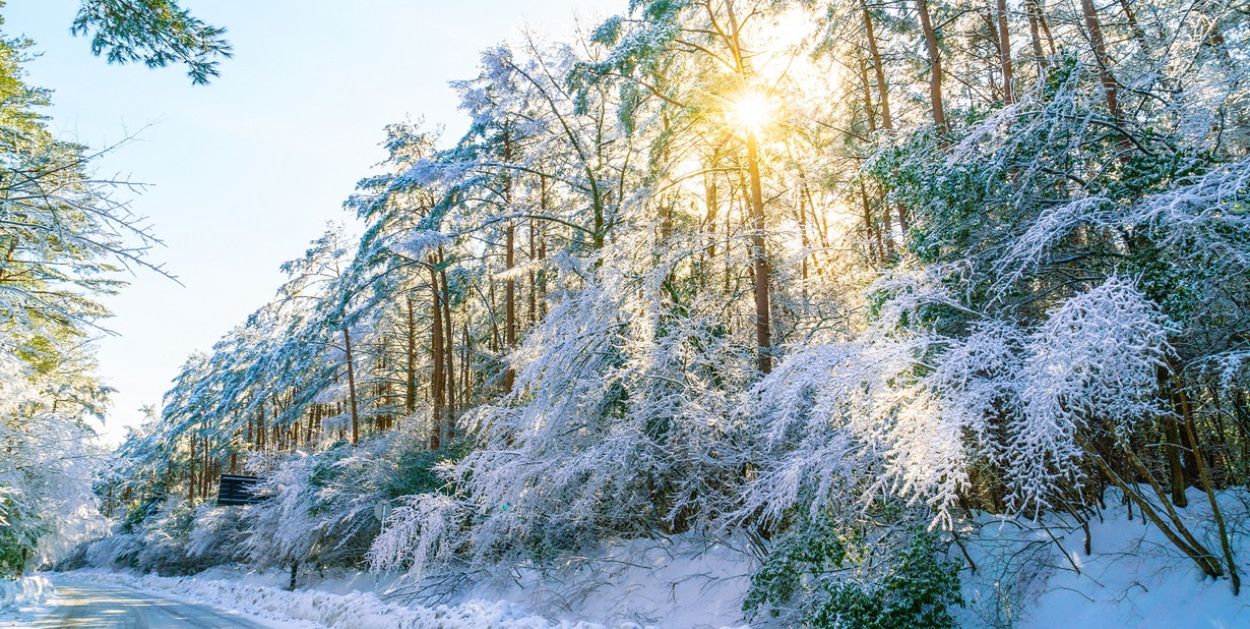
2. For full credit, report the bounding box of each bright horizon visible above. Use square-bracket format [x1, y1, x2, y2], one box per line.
[4, 0, 616, 446]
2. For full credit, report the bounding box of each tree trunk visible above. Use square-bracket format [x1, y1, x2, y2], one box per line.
[996, 0, 1015, 104]
[1165, 414, 1189, 507]
[745, 132, 772, 374]
[1079, 0, 1120, 117]
[504, 221, 516, 386]
[188, 432, 197, 502]
[1034, 0, 1056, 55]
[861, 0, 893, 130]
[528, 217, 537, 326]
[915, 0, 947, 130]
[859, 55, 877, 133]
[342, 327, 360, 445]
[538, 234, 548, 319]
[859, 179, 884, 264]
[1177, 385, 1241, 594]
[502, 131, 517, 391]
[1025, 0, 1048, 86]
[430, 266, 445, 450]
[405, 297, 417, 415]
[1116, 0, 1149, 50]
[704, 156, 720, 263]
[440, 255, 456, 441]
[462, 321, 472, 404]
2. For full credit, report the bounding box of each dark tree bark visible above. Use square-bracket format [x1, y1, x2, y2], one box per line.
[405, 297, 417, 415]
[915, 0, 947, 130]
[1025, 0, 1048, 86]
[429, 265, 445, 450]
[342, 327, 360, 445]
[1079, 0, 1120, 117]
[745, 131, 772, 374]
[996, 0, 1015, 104]
[440, 252, 456, 440]
[861, 0, 893, 130]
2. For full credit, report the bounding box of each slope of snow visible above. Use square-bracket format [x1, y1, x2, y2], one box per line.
[442, 534, 754, 628]
[959, 487, 1250, 629]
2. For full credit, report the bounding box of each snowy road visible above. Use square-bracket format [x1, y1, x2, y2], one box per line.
[31, 581, 277, 628]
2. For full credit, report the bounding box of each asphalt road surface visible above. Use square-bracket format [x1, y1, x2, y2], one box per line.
[30, 581, 275, 628]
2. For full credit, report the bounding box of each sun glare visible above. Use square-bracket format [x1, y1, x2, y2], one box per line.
[727, 90, 775, 134]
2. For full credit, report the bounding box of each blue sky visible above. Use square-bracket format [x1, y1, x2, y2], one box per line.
[4, 0, 617, 445]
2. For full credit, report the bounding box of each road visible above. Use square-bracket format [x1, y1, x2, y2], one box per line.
[29, 581, 276, 628]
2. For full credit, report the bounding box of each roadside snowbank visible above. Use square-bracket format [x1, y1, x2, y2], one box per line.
[58, 570, 632, 628]
[0, 576, 52, 612]
[56, 532, 753, 629]
[0, 576, 55, 627]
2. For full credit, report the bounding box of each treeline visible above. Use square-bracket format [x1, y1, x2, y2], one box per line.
[98, 0, 1250, 625]
[0, 1, 230, 575]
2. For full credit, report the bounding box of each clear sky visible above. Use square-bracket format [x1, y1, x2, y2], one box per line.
[4, 0, 618, 446]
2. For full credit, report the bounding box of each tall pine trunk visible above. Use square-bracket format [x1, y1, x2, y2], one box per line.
[342, 327, 360, 445]
[745, 132, 772, 373]
[405, 297, 417, 415]
[1079, 0, 1120, 117]
[915, 0, 947, 130]
[429, 264, 445, 450]
[995, 0, 1015, 104]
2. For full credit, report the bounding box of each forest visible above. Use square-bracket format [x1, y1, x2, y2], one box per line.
[3, 0, 1250, 627]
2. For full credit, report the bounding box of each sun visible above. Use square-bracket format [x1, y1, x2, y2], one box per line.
[726, 89, 776, 135]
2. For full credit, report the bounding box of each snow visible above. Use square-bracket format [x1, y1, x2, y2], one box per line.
[55, 570, 578, 629]
[32, 503, 1250, 629]
[442, 534, 753, 628]
[50, 533, 751, 629]
[958, 487, 1250, 629]
[0, 576, 55, 627]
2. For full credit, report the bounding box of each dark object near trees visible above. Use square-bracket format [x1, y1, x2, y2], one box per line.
[216, 475, 263, 506]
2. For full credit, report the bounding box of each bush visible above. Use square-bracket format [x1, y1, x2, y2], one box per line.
[746, 521, 962, 629]
[385, 440, 470, 499]
[186, 504, 248, 565]
[812, 532, 962, 629]
[743, 515, 846, 616]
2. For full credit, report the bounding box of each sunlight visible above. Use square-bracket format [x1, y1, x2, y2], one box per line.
[726, 89, 776, 135]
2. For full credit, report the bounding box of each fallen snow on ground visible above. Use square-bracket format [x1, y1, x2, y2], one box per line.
[57, 570, 598, 629]
[50, 496, 1250, 629]
[959, 487, 1250, 629]
[439, 534, 755, 628]
[0, 576, 55, 627]
[54, 533, 753, 629]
